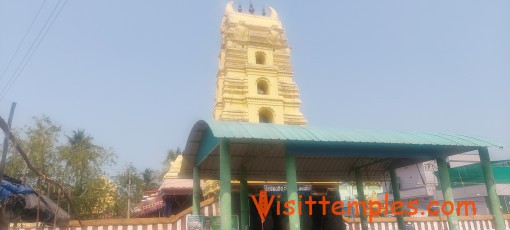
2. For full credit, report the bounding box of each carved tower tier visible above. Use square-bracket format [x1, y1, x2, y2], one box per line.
[213, 2, 307, 125]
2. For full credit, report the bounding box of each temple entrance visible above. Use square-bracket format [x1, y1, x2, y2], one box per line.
[231, 186, 347, 230]
[181, 120, 505, 230]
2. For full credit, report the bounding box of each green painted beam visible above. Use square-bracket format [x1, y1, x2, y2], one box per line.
[192, 166, 200, 215]
[240, 167, 249, 230]
[479, 148, 505, 230]
[355, 168, 369, 230]
[389, 168, 405, 230]
[220, 139, 232, 230]
[436, 157, 459, 230]
[195, 130, 219, 165]
[285, 154, 301, 230]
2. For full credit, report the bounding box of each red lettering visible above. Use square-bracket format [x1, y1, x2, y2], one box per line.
[368, 200, 382, 222]
[318, 196, 331, 215]
[298, 195, 303, 215]
[276, 195, 281, 215]
[284, 200, 295, 215]
[384, 193, 389, 216]
[407, 200, 418, 215]
[251, 190, 275, 223]
[427, 201, 440, 216]
[457, 201, 476, 216]
[305, 196, 317, 215]
[348, 201, 367, 216]
[392, 201, 404, 216]
[331, 201, 344, 215]
[442, 201, 454, 215]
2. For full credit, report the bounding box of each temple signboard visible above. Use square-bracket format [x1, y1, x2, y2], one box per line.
[186, 215, 239, 230]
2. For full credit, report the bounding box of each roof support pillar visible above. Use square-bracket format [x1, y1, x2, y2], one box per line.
[478, 147, 505, 230]
[192, 166, 201, 215]
[285, 154, 301, 230]
[436, 157, 459, 230]
[389, 168, 405, 230]
[355, 168, 369, 230]
[220, 139, 232, 230]
[240, 167, 249, 230]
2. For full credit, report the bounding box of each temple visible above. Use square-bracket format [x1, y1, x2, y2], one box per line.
[164, 3, 508, 230]
[213, 2, 307, 125]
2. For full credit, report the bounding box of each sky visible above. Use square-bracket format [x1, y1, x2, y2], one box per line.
[1, 0, 509, 175]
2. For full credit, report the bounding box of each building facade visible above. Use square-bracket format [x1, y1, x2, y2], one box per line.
[213, 2, 306, 125]
[381, 153, 510, 216]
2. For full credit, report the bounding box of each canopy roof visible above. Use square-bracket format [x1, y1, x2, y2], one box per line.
[180, 120, 501, 181]
[159, 178, 204, 196]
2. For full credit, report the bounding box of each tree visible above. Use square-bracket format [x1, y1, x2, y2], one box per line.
[5, 120, 118, 219]
[3, 117, 120, 219]
[4, 129, 26, 179]
[59, 129, 116, 218]
[7, 116, 63, 197]
[142, 168, 159, 190]
[112, 164, 144, 218]
[164, 148, 181, 166]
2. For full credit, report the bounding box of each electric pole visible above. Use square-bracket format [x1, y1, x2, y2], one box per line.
[0, 102, 17, 182]
[127, 171, 131, 219]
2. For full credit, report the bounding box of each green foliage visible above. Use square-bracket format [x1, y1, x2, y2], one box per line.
[4, 129, 26, 179]
[112, 164, 145, 217]
[142, 168, 159, 190]
[164, 148, 181, 166]
[58, 128, 116, 219]
[3, 116, 118, 219]
[24, 116, 62, 188]
[3, 115, 167, 219]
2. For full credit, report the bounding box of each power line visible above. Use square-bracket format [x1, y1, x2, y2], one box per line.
[1, 0, 61, 97]
[0, 0, 48, 83]
[0, 0, 67, 100]
[0, 0, 68, 102]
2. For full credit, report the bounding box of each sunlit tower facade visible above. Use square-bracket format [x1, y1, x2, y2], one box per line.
[213, 2, 307, 125]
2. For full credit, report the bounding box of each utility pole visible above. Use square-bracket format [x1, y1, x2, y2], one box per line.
[53, 170, 65, 227]
[21, 151, 29, 184]
[127, 171, 131, 219]
[0, 102, 17, 182]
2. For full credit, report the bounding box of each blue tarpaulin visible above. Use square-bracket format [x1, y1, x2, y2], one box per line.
[0, 177, 70, 226]
[0, 179, 35, 200]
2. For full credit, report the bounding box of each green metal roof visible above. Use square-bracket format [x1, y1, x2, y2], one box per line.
[179, 120, 502, 181]
[206, 121, 500, 147]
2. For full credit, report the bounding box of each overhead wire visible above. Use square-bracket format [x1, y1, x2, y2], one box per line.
[0, 0, 68, 102]
[0, 0, 48, 83]
[0, 0, 67, 100]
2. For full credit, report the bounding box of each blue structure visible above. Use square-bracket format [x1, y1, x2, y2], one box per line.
[0, 175, 70, 227]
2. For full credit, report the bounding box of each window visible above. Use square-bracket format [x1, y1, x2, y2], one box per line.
[255, 52, 266, 65]
[257, 79, 269, 95]
[258, 108, 274, 123]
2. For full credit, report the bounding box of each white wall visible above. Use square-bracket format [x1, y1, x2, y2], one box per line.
[448, 151, 480, 167]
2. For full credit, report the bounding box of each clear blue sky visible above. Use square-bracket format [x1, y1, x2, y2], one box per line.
[1, 0, 509, 174]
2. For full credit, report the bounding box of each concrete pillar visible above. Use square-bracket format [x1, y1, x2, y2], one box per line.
[478, 147, 505, 230]
[389, 168, 405, 230]
[240, 167, 249, 230]
[436, 157, 459, 230]
[355, 168, 369, 230]
[192, 166, 200, 215]
[285, 154, 301, 230]
[220, 139, 232, 230]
